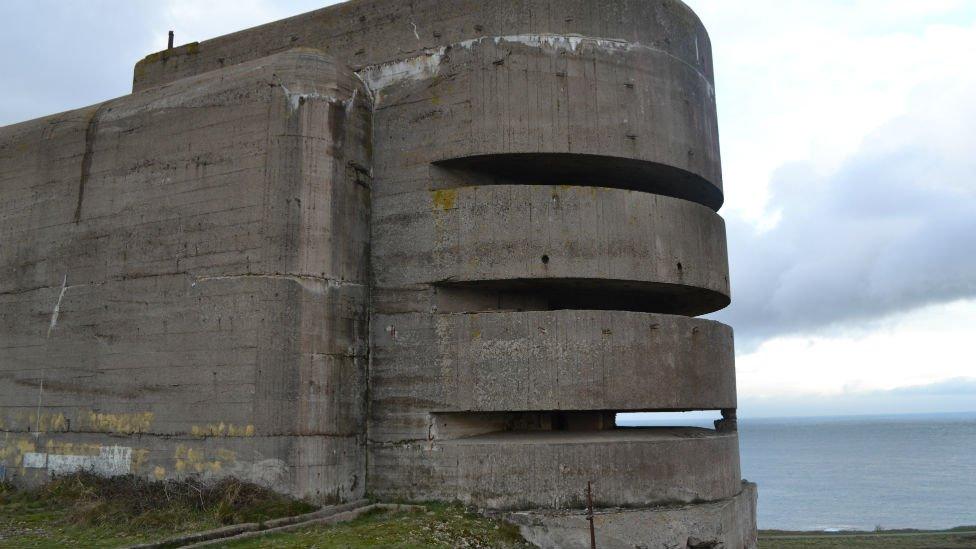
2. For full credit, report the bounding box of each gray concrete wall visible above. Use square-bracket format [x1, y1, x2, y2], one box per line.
[360, 0, 738, 512]
[2, 0, 756, 544]
[369, 429, 742, 509]
[513, 481, 758, 549]
[370, 310, 735, 442]
[0, 50, 371, 501]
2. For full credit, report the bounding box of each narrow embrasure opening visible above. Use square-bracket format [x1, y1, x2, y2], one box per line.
[433, 279, 729, 317]
[431, 153, 724, 211]
[429, 410, 737, 440]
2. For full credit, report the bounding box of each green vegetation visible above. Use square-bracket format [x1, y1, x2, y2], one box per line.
[0, 473, 315, 548]
[218, 503, 531, 548]
[758, 527, 976, 548]
[2, 476, 972, 549]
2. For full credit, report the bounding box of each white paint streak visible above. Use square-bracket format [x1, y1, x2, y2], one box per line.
[356, 33, 713, 103]
[276, 80, 360, 114]
[24, 446, 132, 476]
[194, 274, 363, 296]
[47, 274, 68, 338]
[277, 81, 334, 112]
[357, 53, 445, 100]
[410, 21, 420, 41]
[352, 71, 376, 106]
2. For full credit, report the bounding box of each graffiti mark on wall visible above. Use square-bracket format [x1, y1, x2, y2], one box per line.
[23, 445, 132, 476]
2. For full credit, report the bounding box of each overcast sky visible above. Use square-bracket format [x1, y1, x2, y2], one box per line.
[1, 1, 973, 418]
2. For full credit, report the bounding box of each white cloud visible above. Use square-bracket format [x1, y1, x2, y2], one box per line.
[687, 0, 976, 223]
[737, 298, 976, 397]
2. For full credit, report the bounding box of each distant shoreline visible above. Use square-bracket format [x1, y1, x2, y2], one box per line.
[761, 525, 976, 537]
[758, 526, 976, 548]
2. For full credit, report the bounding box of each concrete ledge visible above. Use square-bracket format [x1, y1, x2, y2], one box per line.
[370, 310, 735, 424]
[372, 185, 729, 314]
[368, 428, 741, 509]
[133, 0, 713, 97]
[372, 36, 721, 203]
[509, 481, 758, 549]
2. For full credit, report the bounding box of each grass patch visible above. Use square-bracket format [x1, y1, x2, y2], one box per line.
[219, 503, 532, 549]
[0, 473, 315, 548]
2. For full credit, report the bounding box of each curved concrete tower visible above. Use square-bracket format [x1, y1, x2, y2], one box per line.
[1, 0, 756, 546]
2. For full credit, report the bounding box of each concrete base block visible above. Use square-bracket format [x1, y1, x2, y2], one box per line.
[509, 482, 757, 549]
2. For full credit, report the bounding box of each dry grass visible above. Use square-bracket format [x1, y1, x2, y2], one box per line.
[0, 473, 315, 547]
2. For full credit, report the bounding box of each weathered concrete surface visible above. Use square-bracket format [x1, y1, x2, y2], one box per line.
[369, 429, 742, 509]
[372, 185, 729, 315]
[2, 0, 755, 541]
[4, 431, 363, 501]
[360, 0, 742, 518]
[134, 2, 721, 209]
[369, 310, 735, 442]
[0, 50, 371, 500]
[368, 35, 720, 206]
[511, 481, 758, 549]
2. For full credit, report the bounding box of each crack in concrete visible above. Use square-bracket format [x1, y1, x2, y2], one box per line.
[193, 273, 365, 288]
[73, 104, 107, 223]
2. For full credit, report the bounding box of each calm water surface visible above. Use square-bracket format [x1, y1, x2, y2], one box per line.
[739, 412, 976, 531]
[620, 412, 976, 531]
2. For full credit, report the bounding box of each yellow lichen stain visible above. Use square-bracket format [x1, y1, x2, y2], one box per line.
[173, 444, 229, 475]
[134, 62, 147, 80]
[190, 423, 255, 438]
[0, 437, 37, 467]
[41, 412, 68, 432]
[471, 329, 481, 340]
[79, 411, 154, 434]
[9, 411, 70, 433]
[131, 449, 151, 472]
[42, 440, 102, 457]
[431, 189, 458, 211]
[138, 41, 199, 68]
[153, 466, 166, 480]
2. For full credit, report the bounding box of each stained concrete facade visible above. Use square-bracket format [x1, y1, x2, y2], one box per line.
[1, 0, 756, 546]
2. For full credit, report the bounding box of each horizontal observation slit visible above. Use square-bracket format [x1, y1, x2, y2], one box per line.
[433, 278, 730, 316]
[432, 153, 724, 211]
[429, 411, 737, 441]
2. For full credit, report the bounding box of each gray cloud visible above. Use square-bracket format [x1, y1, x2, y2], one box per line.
[711, 87, 976, 348]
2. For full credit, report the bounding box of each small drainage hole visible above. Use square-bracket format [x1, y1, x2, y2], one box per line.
[541, 255, 550, 264]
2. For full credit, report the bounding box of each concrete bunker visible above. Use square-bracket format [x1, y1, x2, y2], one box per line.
[1, 1, 757, 546]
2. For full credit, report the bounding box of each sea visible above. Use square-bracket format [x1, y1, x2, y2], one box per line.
[618, 412, 976, 531]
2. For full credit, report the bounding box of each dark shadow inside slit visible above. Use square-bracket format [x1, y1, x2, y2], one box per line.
[429, 410, 737, 441]
[433, 278, 730, 316]
[431, 153, 724, 211]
